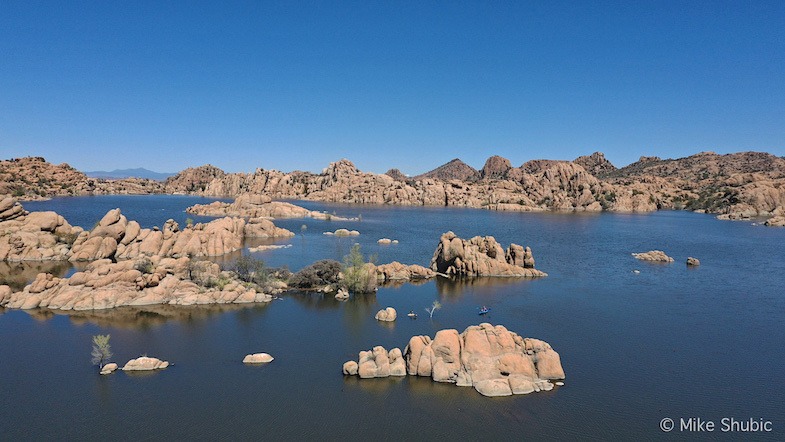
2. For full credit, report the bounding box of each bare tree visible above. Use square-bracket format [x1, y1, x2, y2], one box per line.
[91, 334, 112, 370]
[425, 300, 442, 319]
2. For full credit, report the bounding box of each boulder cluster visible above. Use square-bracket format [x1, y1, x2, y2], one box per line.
[0, 256, 277, 310]
[430, 232, 546, 277]
[632, 250, 675, 263]
[343, 323, 565, 397]
[0, 197, 83, 261]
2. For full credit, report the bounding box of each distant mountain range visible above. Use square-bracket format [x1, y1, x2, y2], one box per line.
[85, 168, 174, 181]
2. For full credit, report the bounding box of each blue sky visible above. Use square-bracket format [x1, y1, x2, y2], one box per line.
[1, 1, 783, 174]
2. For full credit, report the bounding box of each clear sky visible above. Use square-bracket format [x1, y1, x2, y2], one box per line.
[1, 1, 783, 174]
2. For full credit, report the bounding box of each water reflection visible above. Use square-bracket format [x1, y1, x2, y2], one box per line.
[19, 304, 271, 328]
[0, 261, 78, 291]
[435, 276, 534, 298]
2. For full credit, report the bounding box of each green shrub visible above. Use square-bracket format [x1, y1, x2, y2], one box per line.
[342, 244, 377, 293]
[133, 257, 154, 274]
[288, 260, 342, 288]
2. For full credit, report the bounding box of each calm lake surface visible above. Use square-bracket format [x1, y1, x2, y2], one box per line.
[2, 195, 784, 440]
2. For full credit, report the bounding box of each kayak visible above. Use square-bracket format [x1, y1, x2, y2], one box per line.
[478, 308, 491, 315]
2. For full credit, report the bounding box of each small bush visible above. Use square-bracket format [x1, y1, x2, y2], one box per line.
[288, 260, 342, 288]
[133, 257, 154, 274]
[228, 255, 268, 285]
[342, 244, 377, 294]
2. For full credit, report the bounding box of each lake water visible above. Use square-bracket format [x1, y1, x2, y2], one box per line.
[2, 196, 784, 440]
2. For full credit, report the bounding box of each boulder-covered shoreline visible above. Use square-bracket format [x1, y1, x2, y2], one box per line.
[5, 150, 785, 223]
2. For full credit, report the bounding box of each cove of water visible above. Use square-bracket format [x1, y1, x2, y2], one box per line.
[2, 195, 783, 440]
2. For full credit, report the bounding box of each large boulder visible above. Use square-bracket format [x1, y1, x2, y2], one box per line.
[429, 232, 547, 277]
[122, 356, 169, 371]
[374, 307, 397, 322]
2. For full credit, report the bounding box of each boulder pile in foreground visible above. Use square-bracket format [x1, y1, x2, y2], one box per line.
[343, 323, 565, 397]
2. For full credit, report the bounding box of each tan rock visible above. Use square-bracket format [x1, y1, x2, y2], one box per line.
[122, 356, 169, 371]
[374, 307, 397, 322]
[100, 363, 118, 375]
[342, 360, 358, 375]
[430, 232, 547, 277]
[632, 250, 674, 262]
[242, 353, 274, 363]
[686, 257, 701, 266]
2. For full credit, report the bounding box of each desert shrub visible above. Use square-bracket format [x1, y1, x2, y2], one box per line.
[205, 276, 231, 290]
[228, 255, 268, 285]
[288, 260, 342, 288]
[133, 257, 154, 274]
[342, 244, 377, 294]
[54, 231, 79, 246]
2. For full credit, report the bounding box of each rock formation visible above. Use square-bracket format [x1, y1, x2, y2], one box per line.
[243, 353, 274, 363]
[430, 232, 546, 277]
[164, 164, 226, 193]
[764, 216, 785, 226]
[480, 156, 513, 180]
[375, 262, 435, 281]
[0, 256, 277, 310]
[0, 156, 164, 199]
[0, 198, 83, 261]
[385, 169, 407, 181]
[343, 324, 565, 397]
[574, 152, 617, 177]
[122, 356, 169, 371]
[67, 208, 292, 261]
[632, 250, 674, 263]
[186, 195, 355, 221]
[100, 363, 118, 375]
[414, 158, 481, 182]
[686, 257, 701, 266]
[374, 307, 397, 322]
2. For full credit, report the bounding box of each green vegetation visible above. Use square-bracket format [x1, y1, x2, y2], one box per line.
[341, 244, 377, 293]
[185, 217, 194, 228]
[133, 257, 154, 274]
[288, 259, 342, 289]
[91, 334, 112, 370]
[230, 255, 269, 285]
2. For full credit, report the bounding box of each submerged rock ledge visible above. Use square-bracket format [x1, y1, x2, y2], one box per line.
[343, 323, 565, 397]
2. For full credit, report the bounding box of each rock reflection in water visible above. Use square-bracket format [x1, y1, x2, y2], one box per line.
[19, 303, 271, 329]
[435, 276, 534, 298]
[0, 260, 79, 291]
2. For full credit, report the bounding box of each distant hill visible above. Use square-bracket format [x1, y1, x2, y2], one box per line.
[85, 168, 175, 181]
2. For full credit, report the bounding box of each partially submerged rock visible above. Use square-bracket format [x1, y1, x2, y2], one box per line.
[375, 262, 435, 281]
[374, 307, 397, 322]
[632, 250, 674, 263]
[332, 228, 359, 237]
[764, 216, 785, 227]
[122, 356, 169, 371]
[430, 232, 546, 277]
[344, 324, 564, 397]
[0, 198, 83, 261]
[100, 362, 118, 375]
[686, 257, 701, 266]
[242, 353, 274, 364]
[334, 288, 349, 300]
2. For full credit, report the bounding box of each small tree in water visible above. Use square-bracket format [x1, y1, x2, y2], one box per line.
[91, 334, 112, 370]
[425, 300, 442, 319]
[342, 244, 377, 293]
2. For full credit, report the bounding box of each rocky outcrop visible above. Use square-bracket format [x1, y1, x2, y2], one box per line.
[350, 346, 407, 378]
[374, 307, 397, 322]
[186, 195, 354, 221]
[164, 164, 226, 193]
[686, 257, 701, 266]
[385, 169, 408, 182]
[67, 208, 292, 261]
[328, 229, 359, 237]
[242, 353, 274, 363]
[430, 232, 546, 277]
[0, 198, 83, 261]
[574, 152, 617, 177]
[764, 216, 785, 226]
[480, 156, 512, 180]
[122, 356, 169, 371]
[414, 158, 480, 182]
[344, 324, 564, 397]
[0, 256, 276, 310]
[375, 262, 435, 281]
[632, 250, 674, 263]
[0, 157, 164, 199]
